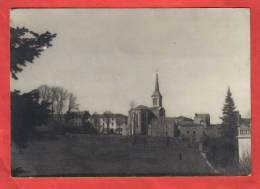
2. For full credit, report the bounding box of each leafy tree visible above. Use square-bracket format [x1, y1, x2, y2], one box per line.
[38, 85, 79, 114]
[68, 93, 79, 113]
[11, 27, 56, 79]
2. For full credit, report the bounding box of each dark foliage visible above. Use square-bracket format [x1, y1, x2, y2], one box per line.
[11, 26, 56, 148]
[11, 27, 56, 79]
[221, 88, 239, 164]
[203, 137, 236, 166]
[11, 90, 50, 148]
[203, 88, 240, 174]
[221, 88, 239, 141]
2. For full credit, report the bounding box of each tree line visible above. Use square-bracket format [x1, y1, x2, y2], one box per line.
[38, 85, 79, 114]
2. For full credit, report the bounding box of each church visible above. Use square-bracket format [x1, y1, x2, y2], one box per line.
[127, 73, 175, 137]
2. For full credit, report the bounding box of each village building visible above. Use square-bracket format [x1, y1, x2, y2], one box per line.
[176, 120, 204, 142]
[127, 73, 175, 137]
[237, 117, 251, 162]
[194, 113, 210, 128]
[90, 112, 128, 135]
[127, 73, 215, 140]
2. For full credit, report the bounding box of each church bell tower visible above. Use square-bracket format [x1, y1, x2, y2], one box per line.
[151, 73, 162, 107]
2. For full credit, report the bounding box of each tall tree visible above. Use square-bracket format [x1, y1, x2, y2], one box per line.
[54, 87, 69, 115]
[11, 27, 56, 79]
[221, 87, 239, 141]
[67, 93, 79, 113]
[220, 87, 240, 169]
[11, 26, 56, 148]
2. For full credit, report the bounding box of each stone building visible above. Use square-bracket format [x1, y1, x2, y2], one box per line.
[175, 116, 204, 142]
[194, 113, 210, 128]
[127, 73, 175, 136]
[237, 117, 251, 162]
[90, 112, 128, 135]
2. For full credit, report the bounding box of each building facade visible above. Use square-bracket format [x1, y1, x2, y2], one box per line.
[237, 118, 251, 162]
[128, 73, 175, 137]
[194, 113, 210, 128]
[90, 112, 128, 135]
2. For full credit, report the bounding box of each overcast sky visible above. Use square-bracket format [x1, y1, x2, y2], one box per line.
[10, 8, 250, 123]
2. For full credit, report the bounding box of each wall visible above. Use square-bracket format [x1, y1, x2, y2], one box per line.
[237, 127, 251, 161]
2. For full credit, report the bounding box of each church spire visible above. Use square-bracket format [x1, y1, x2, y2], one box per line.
[152, 72, 162, 107]
[155, 72, 160, 92]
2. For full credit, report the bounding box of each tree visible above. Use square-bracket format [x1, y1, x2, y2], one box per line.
[68, 93, 79, 113]
[53, 87, 69, 115]
[38, 84, 53, 104]
[38, 85, 79, 114]
[220, 87, 240, 169]
[221, 87, 239, 141]
[11, 27, 56, 80]
[11, 90, 50, 147]
[11, 26, 56, 148]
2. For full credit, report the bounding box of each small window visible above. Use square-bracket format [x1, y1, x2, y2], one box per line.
[193, 131, 196, 134]
[153, 98, 157, 105]
[187, 131, 190, 134]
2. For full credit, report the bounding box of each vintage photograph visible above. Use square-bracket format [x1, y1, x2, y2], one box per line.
[10, 8, 251, 176]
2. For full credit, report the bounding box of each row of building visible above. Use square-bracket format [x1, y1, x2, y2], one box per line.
[50, 73, 251, 162]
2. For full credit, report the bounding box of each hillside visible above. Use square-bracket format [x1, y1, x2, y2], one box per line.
[12, 134, 216, 177]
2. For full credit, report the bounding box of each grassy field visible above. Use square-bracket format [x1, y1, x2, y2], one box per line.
[12, 134, 215, 177]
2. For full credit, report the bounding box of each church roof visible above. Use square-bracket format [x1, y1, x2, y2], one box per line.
[149, 106, 164, 111]
[134, 105, 150, 110]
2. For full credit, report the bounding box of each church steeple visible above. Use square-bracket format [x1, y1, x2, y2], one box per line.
[152, 72, 162, 107]
[155, 72, 160, 92]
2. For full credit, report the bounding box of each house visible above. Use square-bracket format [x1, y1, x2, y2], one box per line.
[90, 112, 128, 135]
[194, 113, 210, 128]
[177, 120, 204, 142]
[237, 118, 251, 162]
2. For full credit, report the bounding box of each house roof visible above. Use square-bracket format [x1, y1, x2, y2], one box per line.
[175, 116, 193, 122]
[91, 112, 127, 118]
[195, 113, 210, 118]
[178, 120, 202, 127]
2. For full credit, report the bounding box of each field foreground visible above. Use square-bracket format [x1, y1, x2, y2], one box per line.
[12, 134, 216, 177]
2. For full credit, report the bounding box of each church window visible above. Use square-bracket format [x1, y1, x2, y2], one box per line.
[153, 98, 157, 105]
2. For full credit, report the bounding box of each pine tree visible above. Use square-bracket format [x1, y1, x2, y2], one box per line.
[220, 87, 239, 169]
[221, 87, 239, 142]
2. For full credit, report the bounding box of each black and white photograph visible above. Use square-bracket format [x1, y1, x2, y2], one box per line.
[10, 8, 251, 177]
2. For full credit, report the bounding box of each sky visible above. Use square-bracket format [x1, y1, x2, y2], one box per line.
[10, 8, 250, 123]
